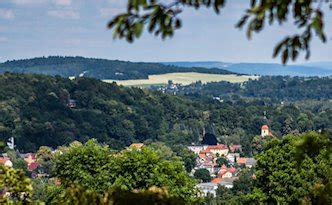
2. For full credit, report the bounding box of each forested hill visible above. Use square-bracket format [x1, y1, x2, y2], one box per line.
[1, 73, 331, 152]
[0, 56, 234, 80]
[173, 76, 332, 102]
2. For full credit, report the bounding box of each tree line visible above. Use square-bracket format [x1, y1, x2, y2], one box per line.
[0, 73, 331, 152]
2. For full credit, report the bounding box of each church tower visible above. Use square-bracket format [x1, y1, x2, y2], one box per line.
[261, 125, 270, 137]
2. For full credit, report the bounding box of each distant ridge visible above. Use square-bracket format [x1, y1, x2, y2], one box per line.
[0, 56, 234, 80]
[163, 61, 332, 76]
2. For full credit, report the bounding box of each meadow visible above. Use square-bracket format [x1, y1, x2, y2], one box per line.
[103, 72, 258, 87]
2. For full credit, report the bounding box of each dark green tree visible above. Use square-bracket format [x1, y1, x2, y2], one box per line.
[248, 132, 331, 204]
[202, 133, 217, 145]
[194, 168, 211, 183]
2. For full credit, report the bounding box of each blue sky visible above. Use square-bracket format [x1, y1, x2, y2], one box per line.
[0, 0, 331, 63]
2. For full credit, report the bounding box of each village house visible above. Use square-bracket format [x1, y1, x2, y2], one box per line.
[237, 157, 256, 168]
[187, 145, 206, 155]
[226, 153, 240, 164]
[261, 125, 273, 137]
[229, 145, 242, 153]
[205, 144, 229, 156]
[196, 182, 218, 197]
[217, 165, 237, 178]
[0, 157, 13, 167]
[67, 99, 77, 108]
[23, 153, 40, 175]
[211, 177, 238, 189]
[24, 153, 37, 165]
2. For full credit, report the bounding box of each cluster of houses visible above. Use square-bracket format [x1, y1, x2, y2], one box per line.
[188, 143, 256, 196]
[155, 80, 181, 95]
[0, 153, 40, 176]
[192, 125, 272, 197]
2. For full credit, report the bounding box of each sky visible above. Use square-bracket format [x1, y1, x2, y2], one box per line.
[0, 0, 331, 63]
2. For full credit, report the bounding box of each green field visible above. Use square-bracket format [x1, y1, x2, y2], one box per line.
[103, 72, 258, 87]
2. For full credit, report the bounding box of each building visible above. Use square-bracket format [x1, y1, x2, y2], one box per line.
[0, 157, 13, 167]
[218, 178, 237, 189]
[205, 144, 229, 156]
[226, 153, 240, 164]
[197, 183, 218, 197]
[67, 99, 77, 108]
[217, 165, 237, 178]
[187, 146, 206, 155]
[237, 157, 256, 168]
[261, 125, 273, 137]
[229, 145, 242, 153]
[211, 177, 237, 189]
[24, 153, 36, 165]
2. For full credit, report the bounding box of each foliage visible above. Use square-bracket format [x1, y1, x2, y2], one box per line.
[5, 150, 29, 176]
[0, 56, 233, 80]
[239, 0, 328, 64]
[249, 132, 332, 204]
[0, 73, 204, 151]
[54, 139, 114, 192]
[53, 186, 185, 205]
[202, 133, 217, 145]
[171, 144, 197, 173]
[53, 140, 198, 202]
[0, 165, 33, 204]
[36, 146, 55, 175]
[193, 168, 211, 183]
[109, 1, 331, 64]
[169, 76, 332, 102]
[1, 73, 331, 152]
[216, 157, 230, 167]
[0, 141, 5, 152]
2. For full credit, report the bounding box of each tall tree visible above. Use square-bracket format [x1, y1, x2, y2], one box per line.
[53, 139, 198, 202]
[248, 132, 331, 204]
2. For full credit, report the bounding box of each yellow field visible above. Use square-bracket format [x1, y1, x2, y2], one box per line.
[103, 72, 258, 87]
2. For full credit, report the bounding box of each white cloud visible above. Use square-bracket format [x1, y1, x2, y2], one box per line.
[10, 0, 45, 5]
[0, 9, 15, 20]
[47, 9, 79, 19]
[54, 0, 71, 6]
[48, 9, 79, 19]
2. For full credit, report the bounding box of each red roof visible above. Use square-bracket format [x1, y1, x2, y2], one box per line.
[211, 178, 223, 184]
[28, 162, 39, 172]
[229, 145, 242, 152]
[0, 157, 8, 165]
[237, 158, 247, 165]
[206, 144, 228, 151]
[229, 167, 236, 174]
[261, 125, 269, 130]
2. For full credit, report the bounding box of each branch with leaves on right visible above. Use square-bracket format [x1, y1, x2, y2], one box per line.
[108, 0, 331, 64]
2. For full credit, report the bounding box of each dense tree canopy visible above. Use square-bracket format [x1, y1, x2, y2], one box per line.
[1, 73, 331, 152]
[0, 165, 33, 204]
[54, 140, 198, 202]
[249, 132, 332, 204]
[0, 56, 233, 80]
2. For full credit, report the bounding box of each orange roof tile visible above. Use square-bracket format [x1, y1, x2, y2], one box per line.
[237, 158, 247, 164]
[261, 125, 269, 130]
[211, 178, 223, 184]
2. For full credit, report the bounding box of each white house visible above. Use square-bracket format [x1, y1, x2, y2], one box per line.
[188, 146, 206, 155]
[197, 183, 218, 197]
